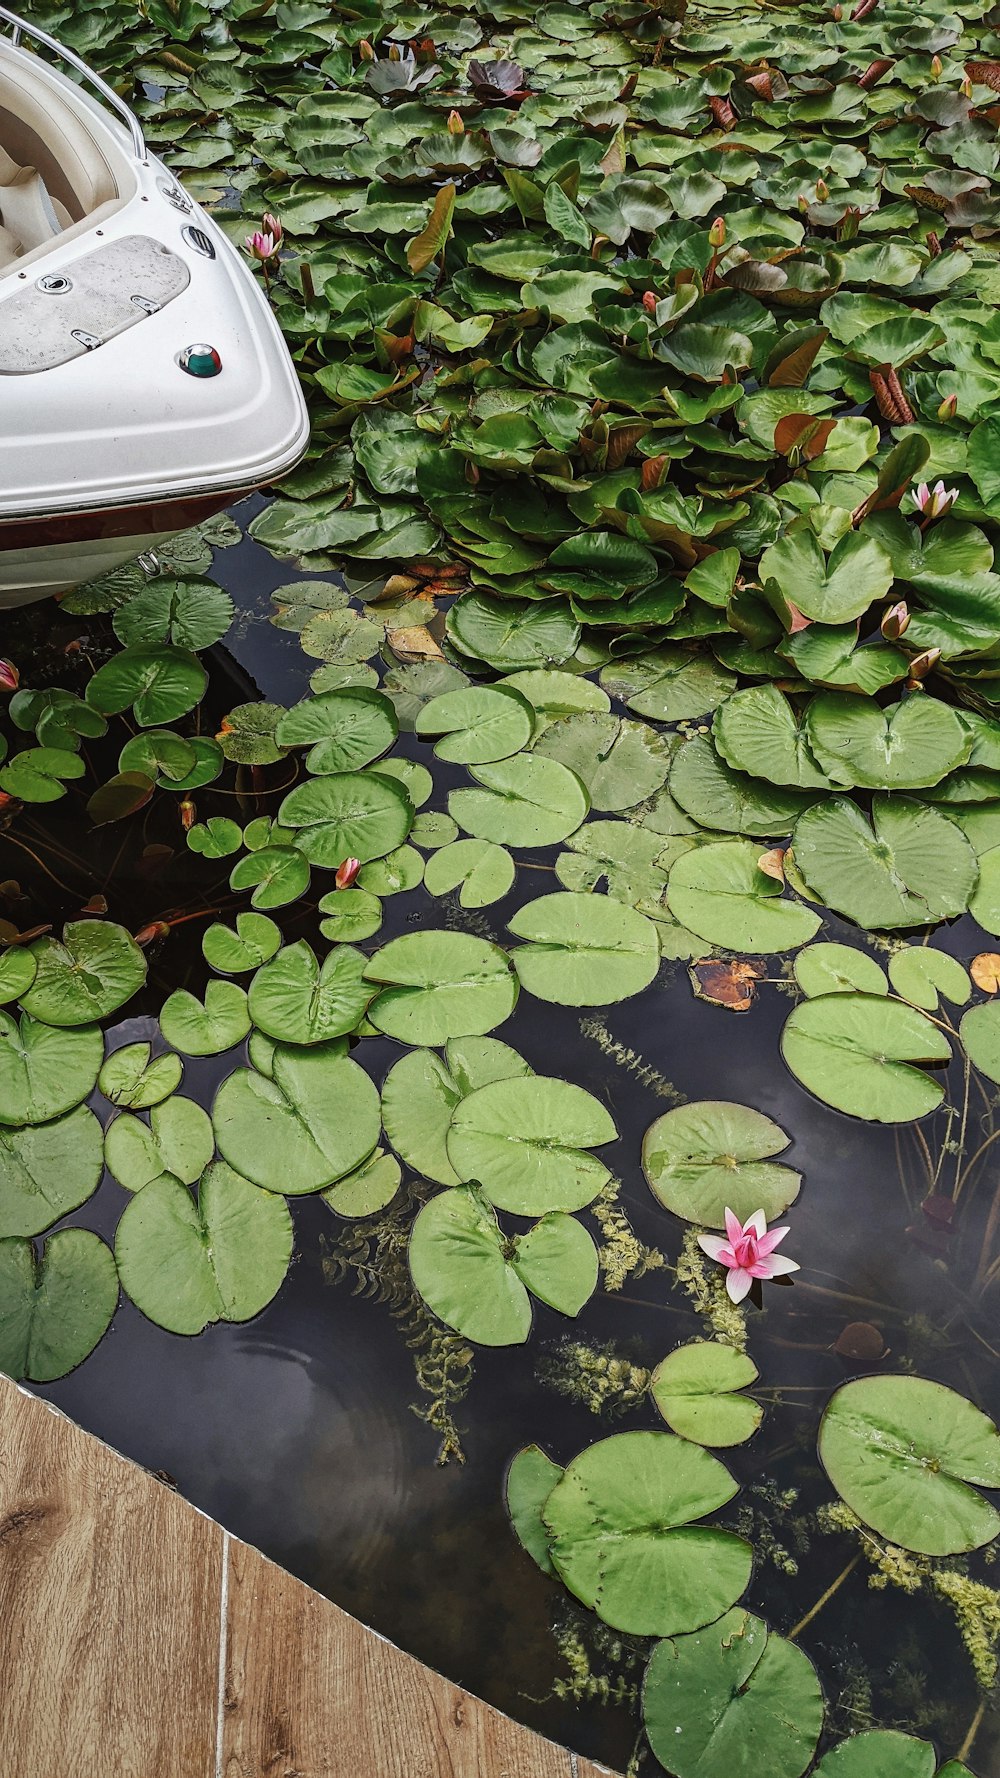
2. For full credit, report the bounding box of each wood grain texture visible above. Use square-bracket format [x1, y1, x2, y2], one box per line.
[222, 1533, 579, 1778]
[0, 1378, 222, 1778]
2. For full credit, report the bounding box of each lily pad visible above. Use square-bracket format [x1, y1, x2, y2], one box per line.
[274, 687, 398, 774]
[213, 1044, 380, 1194]
[651, 1344, 762, 1448]
[793, 943, 889, 998]
[423, 839, 515, 907]
[888, 948, 971, 1011]
[364, 931, 518, 1044]
[506, 1444, 562, 1575]
[317, 886, 383, 942]
[600, 649, 736, 722]
[248, 941, 372, 1045]
[642, 1102, 801, 1229]
[667, 843, 821, 952]
[115, 1163, 292, 1335]
[382, 1037, 532, 1187]
[0, 1106, 104, 1236]
[533, 714, 673, 812]
[202, 914, 282, 975]
[85, 645, 208, 727]
[449, 754, 589, 847]
[104, 1096, 214, 1192]
[508, 892, 660, 1006]
[542, 1430, 753, 1636]
[813, 1733, 937, 1778]
[446, 1075, 616, 1214]
[782, 994, 951, 1121]
[229, 846, 311, 909]
[0, 1229, 117, 1381]
[0, 947, 36, 1004]
[321, 1148, 402, 1219]
[416, 683, 534, 763]
[21, 921, 146, 1027]
[159, 981, 251, 1055]
[804, 694, 972, 790]
[714, 686, 831, 790]
[0, 1013, 102, 1125]
[759, 528, 894, 624]
[99, 1043, 184, 1109]
[959, 1000, 1000, 1085]
[792, 797, 978, 929]
[818, 1375, 1000, 1555]
[279, 769, 414, 865]
[670, 736, 820, 838]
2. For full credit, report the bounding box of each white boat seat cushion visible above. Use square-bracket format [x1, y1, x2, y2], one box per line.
[0, 165, 63, 251]
[0, 59, 120, 219]
[0, 220, 20, 268]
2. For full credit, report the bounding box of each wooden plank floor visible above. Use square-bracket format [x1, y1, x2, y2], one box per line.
[0, 1378, 617, 1778]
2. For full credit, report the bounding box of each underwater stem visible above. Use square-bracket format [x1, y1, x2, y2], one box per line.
[787, 1552, 862, 1642]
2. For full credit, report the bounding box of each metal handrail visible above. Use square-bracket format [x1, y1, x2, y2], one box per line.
[0, 3, 146, 161]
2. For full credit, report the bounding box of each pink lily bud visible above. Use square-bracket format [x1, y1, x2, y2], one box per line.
[447, 109, 464, 134]
[261, 212, 283, 249]
[245, 230, 277, 264]
[930, 54, 943, 79]
[708, 216, 726, 248]
[815, 177, 829, 200]
[961, 74, 973, 97]
[938, 393, 958, 420]
[0, 659, 18, 691]
[358, 37, 375, 58]
[907, 647, 941, 682]
[910, 478, 958, 521]
[641, 290, 657, 314]
[881, 600, 910, 640]
[179, 798, 196, 832]
[698, 1208, 799, 1304]
[335, 857, 361, 890]
[134, 921, 170, 947]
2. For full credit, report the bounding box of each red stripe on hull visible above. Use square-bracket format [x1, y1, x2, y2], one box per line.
[0, 488, 253, 552]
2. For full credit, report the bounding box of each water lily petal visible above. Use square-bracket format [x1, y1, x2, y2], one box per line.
[745, 1209, 768, 1238]
[755, 1224, 790, 1256]
[724, 1206, 744, 1245]
[764, 1254, 800, 1277]
[725, 1267, 754, 1303]
[698, 1233, 732, 1263]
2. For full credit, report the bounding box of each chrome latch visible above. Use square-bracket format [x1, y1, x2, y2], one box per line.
[131, 294, 160, 314]
[70, 329, 101, 350]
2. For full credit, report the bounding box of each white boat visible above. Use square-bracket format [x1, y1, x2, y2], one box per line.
[0, 5, 309, 606]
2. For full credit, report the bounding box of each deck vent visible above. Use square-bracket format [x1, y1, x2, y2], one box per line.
[181, 225, 215, 259]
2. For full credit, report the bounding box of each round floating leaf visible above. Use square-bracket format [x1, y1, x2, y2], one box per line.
[213, 1044, 380, 1194]
[364, 931, 518, 1044]
[805, 693, 972, 790]
[600, 649, 736, 722]
[782, 994, 951, 1122]
[0, 746, 86, 802]
[643, 1609, 823, 1778]
[508, 892, 660, 1006]
[534, 714, 673, 812]
[759, 528, 894, 624]
[99, 1043, 183, 1109]
[166, 736, 224, 792]
[542, 1430, 752, 1636]
[118, 728, 197, 785]
[670, 736, 820, 838]
[202, 914, 282, 975]
[423, 839, 515, 907]
[667, 843, 821, 952]
[322, 1148, 401, 1218]
[356, 844, 424, 896]
[642, 1102, 800, 1230]
[382, 1037, 532, 1187]
[714, 686, 832, 790]
[104, 1096, 214, 1192]
[112, 577, 234, 650]
[819, 1376, 1000, 1555]
[274, 687, 398, 774]
[217, 702, 288, 766]
[410, 811, 459, 851]
[813, 1733, 936, 1778]
[115, 1164, 292, 1335]
[159, 981, 251, 1056]
[0, 1013, 102, 1125]
[506, 1444, 562, 1575]
[229, 845, 311, 910]
[780, 625, 908, 695]
[0, 1229, 117, 1382]
[888, 948, 970, 1011]
[85, 645, 208, 727]
[84, 770, 153, 825]
[503, 670, 611, 723]
[447, 1075, 617, 1214]
[0, 1106, 103, 1236]
[248, 941, 372, 1045]
[959, 1000, 1000, 1085]
[450, 754, 589, 848]
[651, 1343, 762, 1447]
[318, 887, 383, 942]
[279, 769, 414, 865]
[794, 943, 889, 998]
[409, 1185, 596, 1346]
[416, 683, 534, 763]
[447, 591, 580, 670]
[792, 797, 978, 929]
[21, 921, 147, 1026]
[186, 817, 243, 859]
[0, 947, 36, 1004]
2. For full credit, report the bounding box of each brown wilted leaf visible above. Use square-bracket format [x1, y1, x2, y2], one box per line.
[757, 847, 787, 883]
[386, 624, 445, 663]
[774, 413, 837, 461]
[967, 59, 1000, 91]
[689, 956, 765, 1012]
[834, 1322, 886, 1361]
[972, 952, 1000, 993]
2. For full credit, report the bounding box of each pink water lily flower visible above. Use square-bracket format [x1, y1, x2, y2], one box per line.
[910, 479, 957, 521]
[245, 229, 278, 264]
[698, 1208, 799, 1304]
[335, 857, 361, 890]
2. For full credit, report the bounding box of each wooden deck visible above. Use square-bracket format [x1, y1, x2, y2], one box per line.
[0, 1377, 616, 1777]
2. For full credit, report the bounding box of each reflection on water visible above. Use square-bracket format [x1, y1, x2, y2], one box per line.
[10, 505, 998, 1772]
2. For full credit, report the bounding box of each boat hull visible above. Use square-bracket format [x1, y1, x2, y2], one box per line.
[0, 489, 241, 605]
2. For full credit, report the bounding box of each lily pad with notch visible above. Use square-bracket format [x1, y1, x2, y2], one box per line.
[415, 683, 534, 763]
[651, 1343, 762, 1448]
[792, 796, 978, 929]
[248, 940, 373, 1045]
[364, 931, 518, 1045]
[20, 921, 146, 1028]
[202, 914, 282, 976]
[782, 993, 951, 1122]
[104, 1095, 215, 1193]
[99, 1043, 183, 1109]
[0, 1013, 103, 1126]
[382, 1036, 532, 1187]
[508, 892, 660, 1005]
[643, 1101, 801, 1229]
[279, 769, 414, 866]
[449, 754, 589, 848]
[0, 1106, 104, 1237]
[446, 1074, 617, 1215]
[667, 842, 821, 953]
[213, 1044, 381, 1195]
[274, 687, 398, 774]
[0, 1228, 118, 1382]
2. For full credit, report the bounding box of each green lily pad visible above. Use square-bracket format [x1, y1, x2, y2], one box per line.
[423, 839, 515, 907]
[274, 687, 398, 774]
[533, 714, 672, 812]
[804, 694, 972, 790]
[670, 736, 820, 838]
[115, 1163, 292, 1335]
[793, 943, 889, 998]
[0, 1229, 117, 1382]
[959, 1000, 1000, 1085]
[85, 645, 208, 727]
[643, 1609, 823, 1778]
[104, 1096, 214, 1192]
[317, 887, 383, 942]
[0, 1013, 102, 1125]
[99, 1043, 184, 1109]
[542, 1430, 752, 1636]
[248, 941, 372, 1045]
[642, 1102, 801, 1230]
[651, 1343, 762, 1447]
[782, 993, 951, 1121]
[382, 1037, 532, 1187]
[667, 843, 821, 952]
[159, 981, 251, 1055]
[213, 1044, 380, 1194]
[356, 844, 424, 896]
[364, 931, 518, 1044]
[229, 845, 311, 910]
[118, 728, 198, 785]
[450, 754, 589, 847]
[279, 769, 414, 866]
[447, 591, 580, 670]
[21, 921, 146, 1027]
[416, 683, 534, 763]
[409, 1184, 597, 1345]
[0, 747, 86, 802]
[818, 1375, 1000, 1555]
[0, 947, 36, 1004]
[792, 797, 978, 929]
[321, 1148, 402, 1219]
[446, 1075, 616, 1214]
[0, 1106, 104, 1236]
[508, 892, 660, 1005]
[714, 686, 832, 790]
[759, 528, 894, 624]
[202, 914, 282, 975]
[112, 577, 234, 650]
[600, 649, 736, 722]
[813, 1733, 937, 1778]
[505, 1444, 562, 1575]
[186, 817, 244, 859]
[888, 948, 971, 1011]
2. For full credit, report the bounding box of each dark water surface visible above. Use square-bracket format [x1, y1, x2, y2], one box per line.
[10, 510, 999, 1773]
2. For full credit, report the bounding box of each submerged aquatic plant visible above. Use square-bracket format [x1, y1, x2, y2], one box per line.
[698, 1209, 799, 1304]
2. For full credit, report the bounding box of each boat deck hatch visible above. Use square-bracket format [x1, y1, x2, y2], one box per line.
[0, 233, 190, 374]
